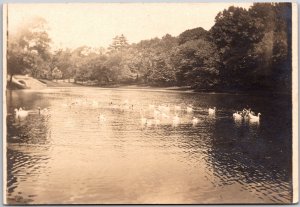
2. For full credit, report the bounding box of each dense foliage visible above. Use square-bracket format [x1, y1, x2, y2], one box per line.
[7, 3, 292, 92]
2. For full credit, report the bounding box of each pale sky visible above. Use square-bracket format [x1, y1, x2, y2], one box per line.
[7, 3, 252, 49]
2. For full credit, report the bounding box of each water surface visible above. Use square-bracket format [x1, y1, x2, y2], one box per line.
[6, 87, 292, 204]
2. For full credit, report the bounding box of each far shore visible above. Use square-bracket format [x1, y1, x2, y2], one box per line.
[39, 79, 292, 96]
[39, 79, 196, 93]
[7, 76, 291, 96]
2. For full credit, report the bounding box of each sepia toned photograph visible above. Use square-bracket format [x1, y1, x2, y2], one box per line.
[3, 2, 298, 204]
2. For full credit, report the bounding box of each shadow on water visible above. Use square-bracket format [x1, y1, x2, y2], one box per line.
[7, 147, 50, 204]
[6, 90, 52, 204]
[204, 94, 292, 203]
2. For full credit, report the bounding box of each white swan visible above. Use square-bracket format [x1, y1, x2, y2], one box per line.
[161, 112, 169, 119]
[14, 108, 29, 119]
[172, 115, 180, 126]
[158, 105, 164, 111]
[14, 108, 19, 117]
[98, 114, 106, 122]
[91, 100, 99, 108]
[186, 106, 193, 113]
[82, 99, 89, 106]
[233, 111, 243, 120]
[122, 104, 130, 110]
[153, 110, 160, 118]
[62, 103, 69, 108]
[208, 107, 216, 115]
[192, 117, 199, 126]
[163, 105, 170, 113]
[141, 117, 147, 126]
[112, 104, 118, 109]
[249, 113, 261, 122]
[149, 104, 155, 110]
[146, 119, 153, 127]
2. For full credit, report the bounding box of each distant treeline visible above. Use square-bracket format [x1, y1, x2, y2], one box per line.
[7, 3, 292, 92]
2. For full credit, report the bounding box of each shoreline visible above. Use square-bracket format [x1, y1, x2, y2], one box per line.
[39, 80, 292, 96]
[7, 77, 291, 96]
[8, 80, 290, 97]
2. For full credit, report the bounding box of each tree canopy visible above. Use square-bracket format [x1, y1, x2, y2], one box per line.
[7, 3, 292, 93]
[7, 17, 51, 85]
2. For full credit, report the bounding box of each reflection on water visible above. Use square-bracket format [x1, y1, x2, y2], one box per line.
[6, 88, 292, 204]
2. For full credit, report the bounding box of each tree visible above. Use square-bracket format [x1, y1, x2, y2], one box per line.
[178, 27, 208, 45]
[249, 3, 292, 90]
[52, 67, 62, 81]
[147, 34, 178, 86]
[131, 35, 178, 86]
[108, 34, 129, 52]
[104, 52, 123, 82]
[7, 16, 51, 87]
[52, 49, 74, 81]
[7, 41, 31, 86]
[210, 6, 264, 89]
[209, 4, 291, 91]
[88, 55, 110, 84]
[173, 39, 219, 89]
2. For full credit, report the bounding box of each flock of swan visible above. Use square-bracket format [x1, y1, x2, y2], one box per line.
[13, 98, 262, 128]
[233, 108, 261, 122]
[139, 104, 261, 127]
[61, 98, 219, 127]
[138, 104, 215, 127]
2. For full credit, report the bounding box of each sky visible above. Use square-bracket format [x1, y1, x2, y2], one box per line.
[7, 3, 252, 50]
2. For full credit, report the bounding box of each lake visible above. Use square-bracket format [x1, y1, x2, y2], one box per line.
[5, 87, 293, 204]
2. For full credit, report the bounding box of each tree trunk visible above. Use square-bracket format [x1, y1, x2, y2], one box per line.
[136, 74, 139, 82]
[105, 75, 110, 83]
[9, 74, 13, 86]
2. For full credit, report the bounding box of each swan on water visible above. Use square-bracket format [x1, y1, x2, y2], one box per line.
[208, 107, 216, 115]
[161, 112, 169, 119]
[153, 110, 160, 118]
[158, 104, 170, 113]
[14, 108, 29, 119]
[249, 112, 261, 122]
[141, 117, 147, 126]
[122, 104, 130, 110]
[233, 111, 243, 120]
[192, 117, 199, 126]
[186, 106, 193, 113]
[62, 103, 69, 108]
[149, 104, 155, 110]
[98, 114, 106, 122]
[172, 115, 180, 126]
[158, 105, 163, 111]
[91, 100, 99, 108]
[146, 119, 153, 127]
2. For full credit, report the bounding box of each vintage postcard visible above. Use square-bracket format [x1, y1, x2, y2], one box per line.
[2, 2, 298, 204]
